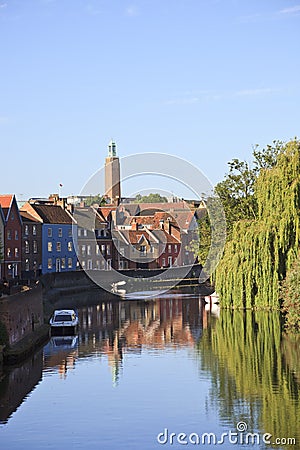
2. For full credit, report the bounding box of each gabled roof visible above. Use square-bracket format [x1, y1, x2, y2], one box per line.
[0, 194, 13, 210]
[98, 206, 116, 220]
[74, 206, 106, 229]
[0, 194, 22, 223]
[151, 229, 180, 244]
[29, 204, 74, 224]
[137, 201, 190, 215]
[0, 205, 5, 225]
[20, 210, 41, 223]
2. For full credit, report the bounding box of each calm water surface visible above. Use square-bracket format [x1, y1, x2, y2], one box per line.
[0, 292, 299, 449]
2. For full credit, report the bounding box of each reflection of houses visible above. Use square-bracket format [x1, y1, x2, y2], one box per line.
[0, 195, 22, 279]
[73, 296, 203, 385]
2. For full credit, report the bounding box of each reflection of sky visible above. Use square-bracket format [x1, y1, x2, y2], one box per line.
[0, 348, 222, 450]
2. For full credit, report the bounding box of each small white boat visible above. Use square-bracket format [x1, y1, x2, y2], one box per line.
[50, 309, 79, 334]
[204, 292, 220, 304]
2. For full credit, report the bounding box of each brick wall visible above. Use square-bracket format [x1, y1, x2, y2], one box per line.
[0, 283, 43, 346]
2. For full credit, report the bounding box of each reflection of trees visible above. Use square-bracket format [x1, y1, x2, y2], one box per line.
[197, 310, 300, 448]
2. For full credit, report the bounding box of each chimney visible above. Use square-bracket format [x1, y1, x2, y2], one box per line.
[132, 218, 138, 231]
[166, 217, 171, 234]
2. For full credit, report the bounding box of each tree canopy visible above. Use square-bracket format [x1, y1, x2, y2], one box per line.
[134, 193, 168, 203]
[215, 139, 300, 310]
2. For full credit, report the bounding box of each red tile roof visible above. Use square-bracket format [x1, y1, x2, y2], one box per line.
[0, 194, 13, 209]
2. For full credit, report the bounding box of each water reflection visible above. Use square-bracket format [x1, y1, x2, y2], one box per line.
[44, 295, 205, 385]
[1, 293, 299, 450]
[0, 350, 43, 424]
[197, 309, 300, 449]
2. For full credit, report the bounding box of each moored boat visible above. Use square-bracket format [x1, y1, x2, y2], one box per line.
[50, 309, 79, 335]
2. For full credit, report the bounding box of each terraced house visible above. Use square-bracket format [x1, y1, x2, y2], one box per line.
[21, 202, 77, 274]
[0, 195, 22, 279]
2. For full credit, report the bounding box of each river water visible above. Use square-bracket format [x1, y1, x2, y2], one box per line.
[0, 291, 299, 449]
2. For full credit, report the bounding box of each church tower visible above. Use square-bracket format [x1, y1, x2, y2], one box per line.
[105, 140, 121, 205]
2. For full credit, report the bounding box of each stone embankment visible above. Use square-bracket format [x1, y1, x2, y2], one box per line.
[0, 283, 49, 365]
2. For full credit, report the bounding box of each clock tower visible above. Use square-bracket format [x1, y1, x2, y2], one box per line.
[105, 140, 121, 205]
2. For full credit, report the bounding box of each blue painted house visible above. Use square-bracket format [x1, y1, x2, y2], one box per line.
[22, 203, 77, 274]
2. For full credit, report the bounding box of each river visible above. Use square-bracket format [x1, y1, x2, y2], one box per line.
[0, 291, 299, 449]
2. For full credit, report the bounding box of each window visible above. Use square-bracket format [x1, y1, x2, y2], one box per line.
[107, 245, 111, 255]
[101, 244, 106, 253]
[107, 259, 112, 270]
[78, 228, 82, 237]
[7, 248, 11, 257]
[32, 225, 36, 235]
[81, 260, 86, 269]
[174, 244, 178, 253]
[48, 258, 52, 269]
[48, 228, 52, 237]
[81, 245, 86, 256]
[140, 245, 146, 256]
[15, 247, 19, 257]
[162, 258, 166, 267]
[68, 258, 73, 269]
[88, 259, 93, 270]
[25, 240, 29, 253]
[58, 228, 62, 237]
[7, 230, 11, 240]
[96, 245, 100, 255]
[87, 245, 91, 255]
[83, 229, 87, 237]
[168, 256, 172, 267]
[68, 241, 73, 252]
[68, 228, 72, 237]
[25, 259, 30, 271]
[56, 242, 61, 252]
[33, 241, 37, 253]
[96, 260, 100, 270]
[168, 244, 172, 253]
[25, 225, 29, 235]
[61, 258, 66, 269]
[15, 230, 18, 240]
[48, 242, 52, 252]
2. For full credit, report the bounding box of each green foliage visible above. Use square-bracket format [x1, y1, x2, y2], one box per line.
[197, 310, 300, 446]
[0, 320, 8, 346]
[215, 139, 300, 308]
[134, 193, 168, 203]
[85, 194, 107, 207]
[215, 141, 283, 235]
[281, 256, 300, 333]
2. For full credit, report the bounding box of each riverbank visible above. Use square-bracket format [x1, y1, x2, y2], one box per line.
[3, 324, 50, 365]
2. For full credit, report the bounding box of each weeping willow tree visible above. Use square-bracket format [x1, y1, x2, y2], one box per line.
[215, 139, 300, 308]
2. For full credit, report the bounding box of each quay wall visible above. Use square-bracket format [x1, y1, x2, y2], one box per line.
[0, 283, 44, 347]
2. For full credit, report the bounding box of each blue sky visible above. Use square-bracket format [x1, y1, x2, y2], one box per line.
[1, 0, 300, 201]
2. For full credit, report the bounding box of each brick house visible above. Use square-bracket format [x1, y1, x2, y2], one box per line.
[19, 209, 43, 280]
[0, 195, 22, 279]
[0, 205, 5, 279]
